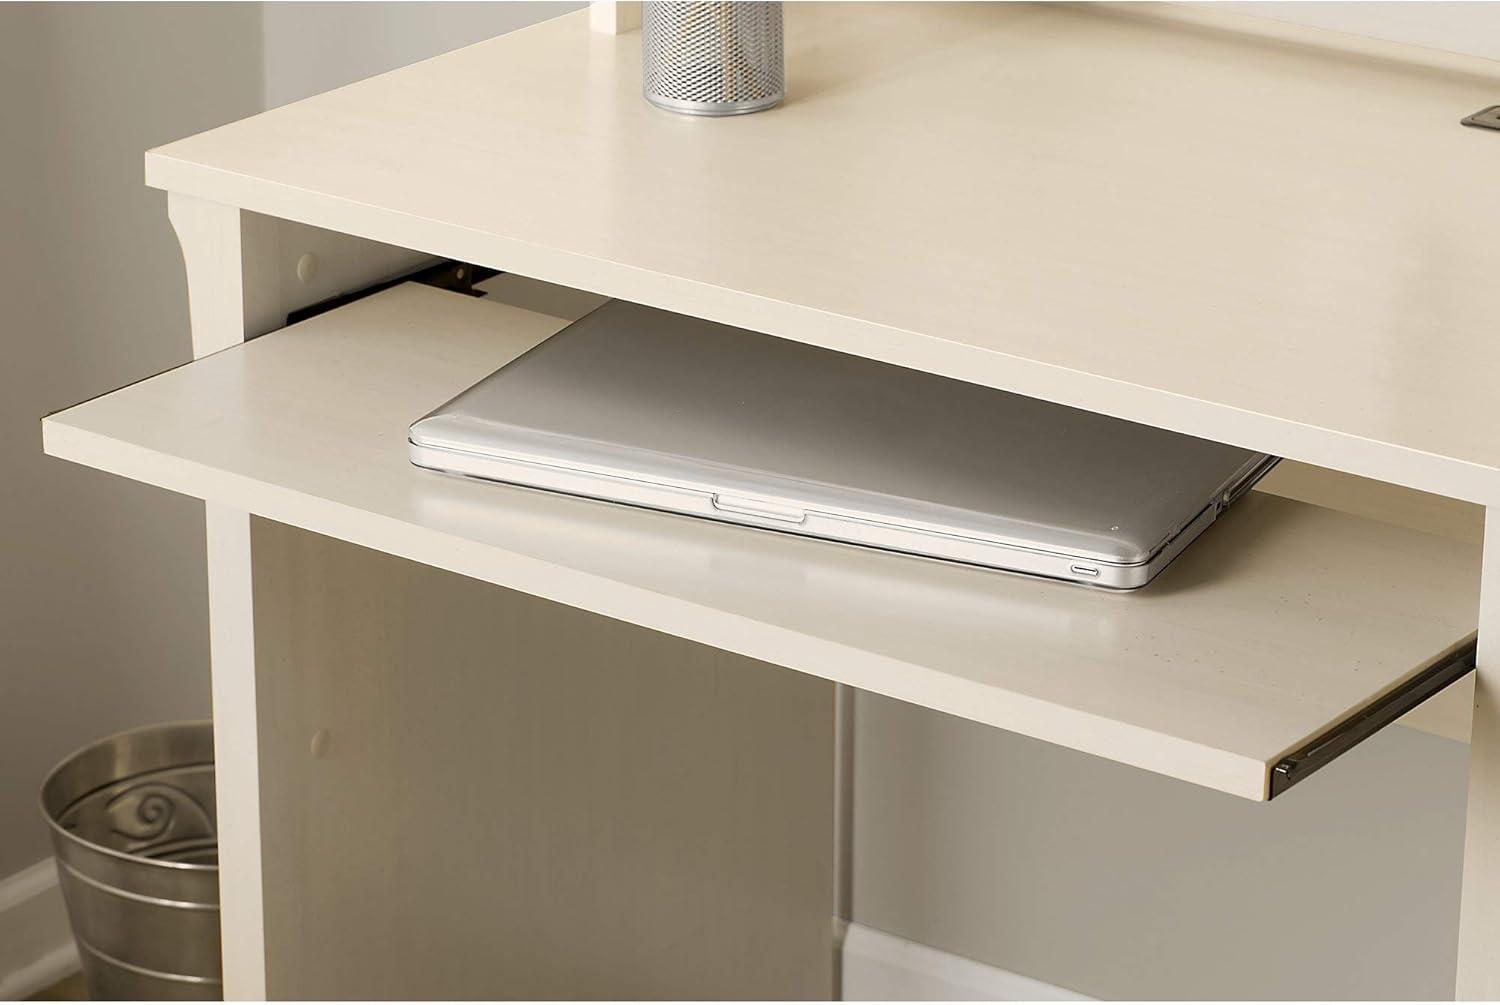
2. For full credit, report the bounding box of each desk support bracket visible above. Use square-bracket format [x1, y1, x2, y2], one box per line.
[1270, 638, 1477, 798]
[284, 260, 500, 326]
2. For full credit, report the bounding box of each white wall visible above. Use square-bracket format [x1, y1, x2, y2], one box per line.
[0, 2, 262, 884]
[1204, 2, 1500, 61]
[853, 696, 1468, 1000]
[850, 4, 1497, 1000]
[0, 3, 579, 993]
[7, 1, 1494, 998]
[0, 0, 583, 881]
[261, 2, 584, 109]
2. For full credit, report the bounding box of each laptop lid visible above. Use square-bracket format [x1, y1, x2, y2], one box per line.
[410, 300, 1270, 573]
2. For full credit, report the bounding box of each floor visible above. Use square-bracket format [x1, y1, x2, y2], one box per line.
[27, 971, 86, 1000]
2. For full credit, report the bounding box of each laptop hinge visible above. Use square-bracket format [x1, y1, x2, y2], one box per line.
[1219, 455, 1282, 514]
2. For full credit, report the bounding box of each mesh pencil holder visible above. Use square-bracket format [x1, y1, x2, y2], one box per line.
[642, 2, 784, 116]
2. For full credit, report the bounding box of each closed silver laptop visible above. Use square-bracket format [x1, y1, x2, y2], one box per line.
[409, 300, 1276, 589]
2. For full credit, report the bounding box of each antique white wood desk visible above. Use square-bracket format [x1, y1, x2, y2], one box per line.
[41, 3, 1500, 998]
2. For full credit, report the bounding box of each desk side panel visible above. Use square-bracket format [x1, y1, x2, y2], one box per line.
[251, 519, 836, 999]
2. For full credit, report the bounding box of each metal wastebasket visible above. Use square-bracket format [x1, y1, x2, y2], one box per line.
[40, 721, 221, 1000]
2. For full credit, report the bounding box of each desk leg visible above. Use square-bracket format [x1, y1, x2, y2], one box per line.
[1458, 509, 1500, 999]
[168, 193, 277, 1000]
[200, 505, 263, 1000]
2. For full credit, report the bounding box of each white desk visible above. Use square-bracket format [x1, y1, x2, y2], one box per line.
[43, 3, 1500, 997]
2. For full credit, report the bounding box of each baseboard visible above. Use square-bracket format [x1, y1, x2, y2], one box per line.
[841, 922, 1090, 1001]
[0, 858, 80, 1000]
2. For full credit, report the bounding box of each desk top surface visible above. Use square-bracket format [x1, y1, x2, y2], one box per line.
[148, 3, 1500, 501]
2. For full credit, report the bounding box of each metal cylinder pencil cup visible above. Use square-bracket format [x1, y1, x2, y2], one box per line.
[643, 2, 784, 116]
